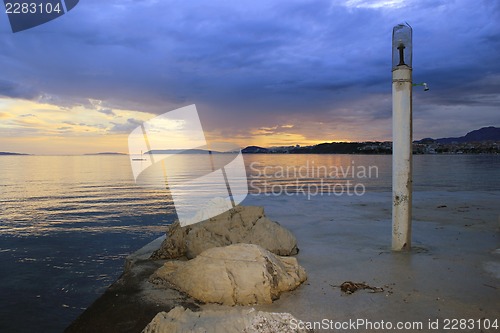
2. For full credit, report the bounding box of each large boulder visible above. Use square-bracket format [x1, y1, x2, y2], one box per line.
[150, 244, 307, 306]
[151, 205, 298, 259]
[142, 306, 313, 333]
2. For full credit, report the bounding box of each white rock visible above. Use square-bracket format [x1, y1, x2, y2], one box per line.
[151, 244, 307, 306]
[151, 206, 298, 259]
[142, 306, 313, 333]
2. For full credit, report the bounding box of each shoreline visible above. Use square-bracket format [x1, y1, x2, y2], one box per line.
[66, 190, 500, 332]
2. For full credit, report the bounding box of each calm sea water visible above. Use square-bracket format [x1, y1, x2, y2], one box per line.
[0, 154, 499, 332]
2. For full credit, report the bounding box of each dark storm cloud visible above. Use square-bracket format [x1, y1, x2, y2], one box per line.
[0, 0, 498, 140]
[0, 79, 38, 99]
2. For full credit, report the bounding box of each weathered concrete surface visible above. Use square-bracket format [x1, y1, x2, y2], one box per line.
[125, 235, 165, 271]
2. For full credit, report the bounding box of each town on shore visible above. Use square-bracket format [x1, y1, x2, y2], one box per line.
[243, 126, 500, 155]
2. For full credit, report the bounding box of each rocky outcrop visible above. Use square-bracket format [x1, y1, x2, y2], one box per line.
[151, 205, 298, 259]
[151, 244, 307, 306]
[142, 306, 313, 333]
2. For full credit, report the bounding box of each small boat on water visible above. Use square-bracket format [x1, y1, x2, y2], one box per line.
[132, 151, 147, 161]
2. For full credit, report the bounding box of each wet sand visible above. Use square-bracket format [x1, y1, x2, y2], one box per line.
[66, 191, 500, 332]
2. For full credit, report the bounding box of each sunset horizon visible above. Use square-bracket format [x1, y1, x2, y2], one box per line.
[1, 96, 497, 155]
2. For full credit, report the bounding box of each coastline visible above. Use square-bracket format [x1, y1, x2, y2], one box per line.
[66, 190, 500, 332]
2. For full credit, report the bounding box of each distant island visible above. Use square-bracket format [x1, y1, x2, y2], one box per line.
[143, 149, 238, 154]
[145, 149, 216, 154]
[0, 152, 30, 156]
[242, 126, 500, 155]
[84, 152, 128, 155]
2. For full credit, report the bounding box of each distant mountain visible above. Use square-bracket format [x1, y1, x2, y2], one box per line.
[0, 152, 30, 155]
[415, 126, 500, 144]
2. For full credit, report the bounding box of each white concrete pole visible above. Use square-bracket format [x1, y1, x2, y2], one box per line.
[392, 64, 412, 251]
[391, 23, 413, 251]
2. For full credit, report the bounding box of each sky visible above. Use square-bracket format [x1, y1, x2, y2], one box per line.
[0, 0, 499, 154]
